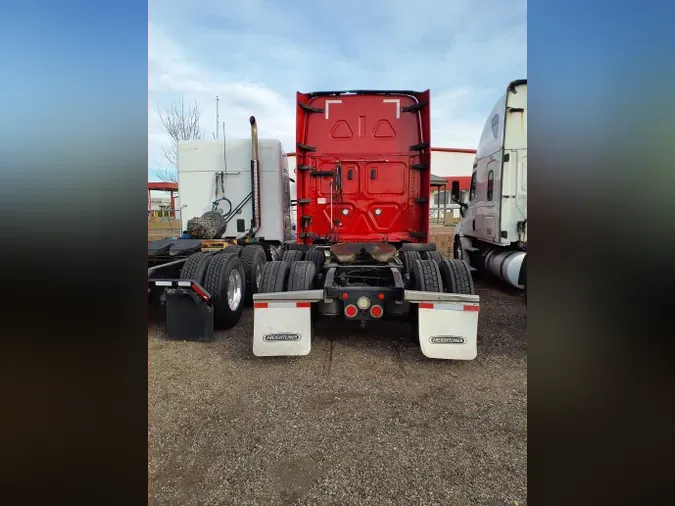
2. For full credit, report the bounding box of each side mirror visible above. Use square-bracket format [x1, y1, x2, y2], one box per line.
[451, 181, 461, 202]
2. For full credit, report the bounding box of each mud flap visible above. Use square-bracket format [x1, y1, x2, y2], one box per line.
[252, 290, 323, 357]
[165, 289, 214, 341]
[150, 280, 214, 341]
[405, 291, 480, 360]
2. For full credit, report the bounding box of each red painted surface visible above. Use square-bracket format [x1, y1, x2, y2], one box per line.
[296, 91, 431, 244]
[287, 146, 475, 156]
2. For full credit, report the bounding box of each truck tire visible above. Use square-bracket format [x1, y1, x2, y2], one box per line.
[284, 241, 308, 252]
[282, 249, 304, 264]
[180, 252, 214, 285]
[412, 259, 444, 292]
[203, 252, 245, 329]
[240, 245, 267, 304]
[222, 244, 243, 256]
[401, 250, 422, 282]
[287, 261, 317, 291]
[400, 242, 436, 253]
[424, 251, 445, 262]
[304, 249, 325, 274]
[260, 261, 291, 293]
[438, 259, 475, 295]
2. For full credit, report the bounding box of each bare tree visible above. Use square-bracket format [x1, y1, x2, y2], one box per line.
[153, 168, 179, 183]
[155, 96, 204, 182]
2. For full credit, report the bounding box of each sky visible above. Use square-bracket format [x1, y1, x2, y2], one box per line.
[148, 0, 527, 181]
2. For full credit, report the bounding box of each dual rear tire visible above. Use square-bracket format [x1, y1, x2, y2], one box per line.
[179, 251, 246, 329]
[204, 253, 246, 329]
[260, 246, 324, 293]
[260, 260, 316, 293]
[403, 252, 475, 296]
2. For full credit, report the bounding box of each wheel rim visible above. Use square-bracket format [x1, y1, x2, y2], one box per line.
[227, 269, 243, 311]
[255, 259, 264, 290]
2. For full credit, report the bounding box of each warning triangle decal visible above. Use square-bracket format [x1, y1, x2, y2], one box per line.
[373, 120, 396, 138]
[330, 120, 353, 139]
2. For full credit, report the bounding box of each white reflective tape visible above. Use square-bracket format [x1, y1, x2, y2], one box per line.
[430, 303, 464, 311]
[325, 99, 342, 119]
[177, 281, 191, 287]
[154, 281, 172, 287]
[317, 197, 327, 205]
[383, 98, 401, 119]
[261, 302, 309, 309]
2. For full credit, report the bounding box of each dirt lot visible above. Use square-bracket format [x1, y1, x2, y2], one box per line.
[149, 278, 527, 506]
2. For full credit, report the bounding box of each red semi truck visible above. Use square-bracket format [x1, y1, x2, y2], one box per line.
[253, 90, 480, 360]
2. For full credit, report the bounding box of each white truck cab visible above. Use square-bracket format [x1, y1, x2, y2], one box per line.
[451, 79, 527, 293]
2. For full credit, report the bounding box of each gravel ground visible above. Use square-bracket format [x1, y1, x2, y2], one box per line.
[149, 277, 527, 506]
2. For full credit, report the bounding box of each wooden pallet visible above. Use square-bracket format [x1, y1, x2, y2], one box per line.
[200, 240, 235, 251]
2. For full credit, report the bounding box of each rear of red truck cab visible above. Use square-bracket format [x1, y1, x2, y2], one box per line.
[295, 90, 432, 245]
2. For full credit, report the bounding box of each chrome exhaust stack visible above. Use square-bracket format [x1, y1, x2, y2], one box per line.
[249, 116, 262, 237]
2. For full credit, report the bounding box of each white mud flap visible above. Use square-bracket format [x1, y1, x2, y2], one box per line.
[405, 291, 480, 360]
[252, 290, 323, 357]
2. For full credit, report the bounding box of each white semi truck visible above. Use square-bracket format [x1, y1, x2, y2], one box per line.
[450, 79, 527, 301]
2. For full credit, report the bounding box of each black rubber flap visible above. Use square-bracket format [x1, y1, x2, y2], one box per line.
[169, 239, 203, 256]
[148, 239, 176, 257]
[165, 289, 214, 341]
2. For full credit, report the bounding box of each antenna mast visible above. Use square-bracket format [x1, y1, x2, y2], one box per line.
[215, 96, 220, 139]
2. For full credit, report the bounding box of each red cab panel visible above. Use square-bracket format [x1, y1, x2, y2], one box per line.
[296, 90, 431, 244]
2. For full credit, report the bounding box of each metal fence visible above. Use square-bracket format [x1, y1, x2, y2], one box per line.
[148, 208, 183, 220]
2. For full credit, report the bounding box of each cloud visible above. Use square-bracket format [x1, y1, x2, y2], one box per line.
[148, 0, 526, 177]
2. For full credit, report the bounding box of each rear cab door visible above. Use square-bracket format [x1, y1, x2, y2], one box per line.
[295, 90, 431, 244]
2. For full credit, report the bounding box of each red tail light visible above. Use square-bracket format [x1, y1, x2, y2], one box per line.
[370, 305, 383, 318]
[191, 283, 210, 301]
[344, 304, 358, 318]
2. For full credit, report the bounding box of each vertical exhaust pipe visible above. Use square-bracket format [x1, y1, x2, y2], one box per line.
[249, 116, 262, 237]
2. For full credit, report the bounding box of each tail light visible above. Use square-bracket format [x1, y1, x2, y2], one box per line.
[370, 305, 383, 318]
[344, 304, 358, 318]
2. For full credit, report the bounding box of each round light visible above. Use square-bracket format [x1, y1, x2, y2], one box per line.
[357, 296, 371, 310]
[378, 293, 385, 300]
[370, 305, 383, 318]
[342, 209, 349, 215]
[374, 208, 382, 215]
[344, 304, 358, 318]
[341, 292, 348, 299]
